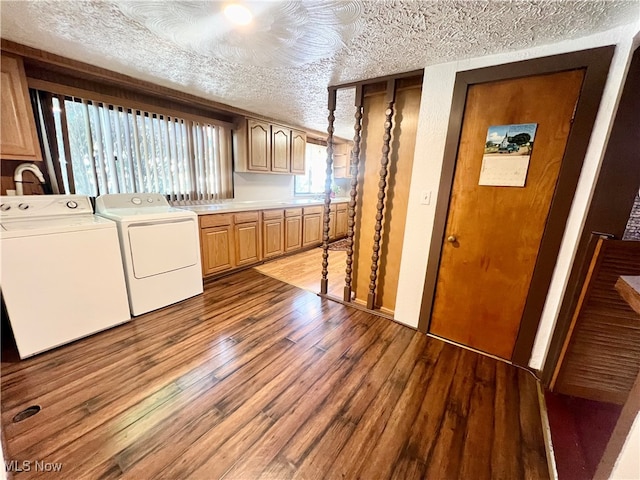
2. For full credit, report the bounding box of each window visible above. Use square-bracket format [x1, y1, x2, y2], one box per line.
[294, 142, 327, 195]
[34, 90, 233, 201]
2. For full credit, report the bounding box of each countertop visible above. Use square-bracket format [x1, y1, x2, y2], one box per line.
[176, 197, 350, 215]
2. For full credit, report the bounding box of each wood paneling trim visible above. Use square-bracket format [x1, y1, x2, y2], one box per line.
[1, 39, 244, 119]
[552, 240, 640, 404]
[542, 46, 640, 383]
[416, 46, 615, 369]
[27, 77, 235, 129]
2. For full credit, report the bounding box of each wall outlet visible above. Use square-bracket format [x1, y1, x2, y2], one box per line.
[420, 190, 432, 205]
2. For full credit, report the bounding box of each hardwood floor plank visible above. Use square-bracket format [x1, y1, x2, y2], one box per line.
[323, 333, 440, 479]
[458, 355, 497, 480]
[518, 370, 551, 480]
[0, 269, 550, 480]
[492, 362, 526, 480]
[422, 349, 477, 480]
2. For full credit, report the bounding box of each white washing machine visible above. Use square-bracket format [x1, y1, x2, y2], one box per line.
[0, 195, 130, 358]
[95, 193, 203, 316]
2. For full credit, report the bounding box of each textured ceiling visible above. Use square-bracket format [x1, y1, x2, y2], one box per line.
[1, 0, 638, 138]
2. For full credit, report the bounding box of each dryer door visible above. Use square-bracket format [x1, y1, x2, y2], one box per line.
[127, 219, 199, 279]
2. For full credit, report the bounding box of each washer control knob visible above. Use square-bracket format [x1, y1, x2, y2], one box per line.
[0, 204, 10, 211]
[147, 197, 154, 203]
[18, 203, 29, 210]
[66, 200, 78, 209]
[131, 197, 142, 205]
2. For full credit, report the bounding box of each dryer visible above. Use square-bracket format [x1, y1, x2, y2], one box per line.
[0, 195, 130, 358]
[95, 193, 203, 316]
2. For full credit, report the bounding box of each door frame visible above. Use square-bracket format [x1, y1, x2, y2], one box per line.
[417, 46, 615, 366]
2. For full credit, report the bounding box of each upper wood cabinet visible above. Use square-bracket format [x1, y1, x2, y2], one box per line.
[235, 118, 305, 175]
[1, 53, 42, 161]
[247, 120, 271, 172]
[271, 125, 291, 173]
[291, 130, 306, 175]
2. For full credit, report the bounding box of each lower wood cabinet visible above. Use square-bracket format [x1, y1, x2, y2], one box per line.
[263, 210, 285, 258]
[199, 203, 347, 278]
[302, 206, 323, 247]
[200, 214, 235, 275]
[328, 211, 337, 241]
[285, 208, 303, 252]
[336, 203, 348, 238]
[234, 212, 261, 266]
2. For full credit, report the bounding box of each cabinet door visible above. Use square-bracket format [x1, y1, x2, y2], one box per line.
[302, 214, 322, 247]
[235, 221, 261, 266]
[247, 120, 271, 172]
[271, 125, 291, 173]
[201, 225, 234, 275]
[1, 54, 42, 161]
[263, 217, 284, 258]
[328, 210, 337, 241]
[291, 130, 306, 175]
[285, 215, 302, 252]
[336, 205, 348, 238]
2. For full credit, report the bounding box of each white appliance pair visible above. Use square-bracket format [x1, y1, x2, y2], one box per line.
[0, 193, 202, 359]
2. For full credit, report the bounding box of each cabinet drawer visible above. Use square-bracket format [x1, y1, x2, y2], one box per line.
[234, 211, 259, 224]
[263, 209, 284, 220]
[303, 206, 323, 215]
[285, 208, 302, 217]
[200, 214, 232, 228]
[336, 202, 348, 212]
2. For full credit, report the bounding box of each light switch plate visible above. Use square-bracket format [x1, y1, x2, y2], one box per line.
[420, 190, 431, 205]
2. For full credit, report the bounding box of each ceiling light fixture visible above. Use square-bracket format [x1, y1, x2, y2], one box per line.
[224, 3, 253, 26]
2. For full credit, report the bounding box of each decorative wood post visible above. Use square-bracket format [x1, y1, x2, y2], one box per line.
[320, 88, 337, 294]
[344, 85, 364, 302]
[367, 80, 396, 310]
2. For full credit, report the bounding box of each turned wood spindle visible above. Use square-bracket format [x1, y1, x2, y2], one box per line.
[367, 80, 396, 310]
[320, 88, 337, 295]
[344, 85, 364, 302]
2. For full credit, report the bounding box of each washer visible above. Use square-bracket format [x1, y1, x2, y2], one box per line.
[95, 193, 203, 316]
[0, 195, 130, 359]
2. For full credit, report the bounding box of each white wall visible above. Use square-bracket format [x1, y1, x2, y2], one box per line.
[609, 413, 640, 480]
[393, 22, 640, 371]
[233, 172, 293, 201]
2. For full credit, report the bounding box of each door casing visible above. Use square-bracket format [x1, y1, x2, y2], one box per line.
[417, 46, 615, 367]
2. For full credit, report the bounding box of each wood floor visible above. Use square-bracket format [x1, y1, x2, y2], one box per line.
[255, 246, 347, 299]
[1, 270, 549, 479]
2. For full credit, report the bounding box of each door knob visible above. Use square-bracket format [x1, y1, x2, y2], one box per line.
[447, 235, 457, 243]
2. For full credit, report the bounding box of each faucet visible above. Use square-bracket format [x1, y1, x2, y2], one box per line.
[14, 163, 46, 195]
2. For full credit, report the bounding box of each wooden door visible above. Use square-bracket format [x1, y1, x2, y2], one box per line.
[429, 70, 585, 360]
[291, 130, 306, 174]
[263, 211, 284, 259]
[285, 213, 303, 252]
[201, 225, 234, 275]
[1, 53, 42, 161]
[271, 125, 291, 173]
[247, 120, 271, 172]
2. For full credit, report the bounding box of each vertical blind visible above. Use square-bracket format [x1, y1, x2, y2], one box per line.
[35, 90, 233, 201]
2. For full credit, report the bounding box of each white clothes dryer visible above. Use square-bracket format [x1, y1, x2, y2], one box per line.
[95, 193, 203, 316]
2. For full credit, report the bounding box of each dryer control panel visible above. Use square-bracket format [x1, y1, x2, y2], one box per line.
[95, 193, 169, 211]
